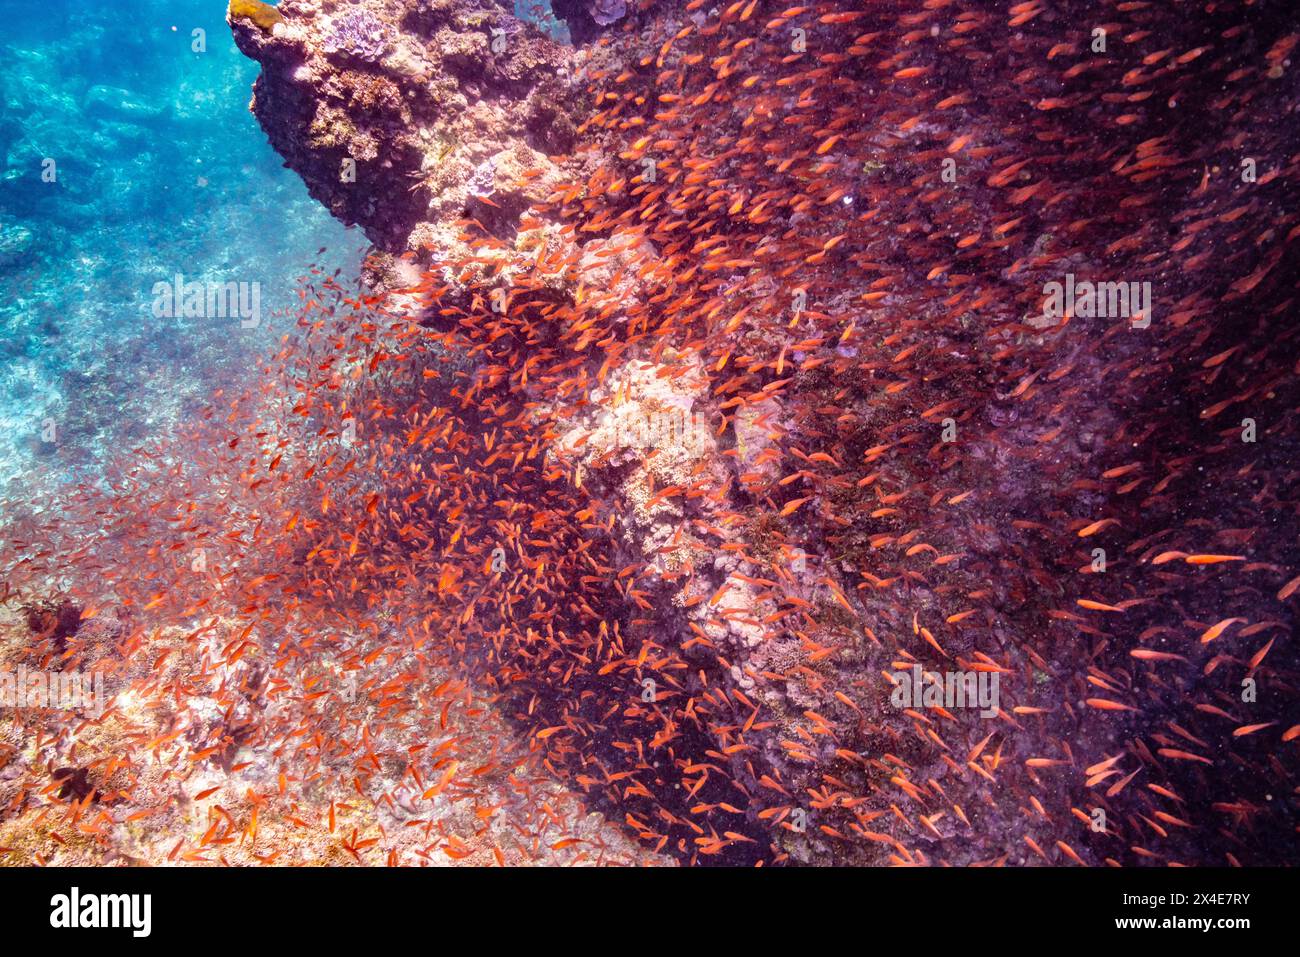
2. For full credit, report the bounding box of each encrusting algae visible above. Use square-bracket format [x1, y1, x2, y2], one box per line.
[228, 0, 284, 33]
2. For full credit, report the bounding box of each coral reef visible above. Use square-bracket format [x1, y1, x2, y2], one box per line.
[212, 0, 1300, 867]
[219, 0, 886, 866]
[321, 9, 394, 62]
[1, 0, 1297, 871]
[228, 0, 582, 253]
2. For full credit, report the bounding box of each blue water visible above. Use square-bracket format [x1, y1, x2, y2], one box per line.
[0, 0, 362, 496]
[515, 0, 572, 43]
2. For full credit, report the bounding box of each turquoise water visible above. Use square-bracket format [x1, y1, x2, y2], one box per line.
[0, 0, 361, 496]
[515, 0, 572, 43]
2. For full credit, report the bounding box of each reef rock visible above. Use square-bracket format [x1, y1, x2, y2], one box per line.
[228, 0, 583, 254]
[227, 0, 841, 865]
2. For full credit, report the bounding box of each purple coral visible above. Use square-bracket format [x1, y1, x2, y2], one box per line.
[322, 10, 393, 62]
[586, 0, 626, 26]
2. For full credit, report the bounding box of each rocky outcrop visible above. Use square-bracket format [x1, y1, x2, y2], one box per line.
[227, 0, 1300, 872]
[229, 0, 584, 255]
[227, 0, 824, 863]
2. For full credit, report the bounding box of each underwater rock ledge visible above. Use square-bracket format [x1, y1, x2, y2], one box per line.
[229, 0, 584, 255]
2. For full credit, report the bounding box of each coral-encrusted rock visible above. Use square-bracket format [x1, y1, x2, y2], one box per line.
[321, 8, 395, 62]
[230, 0, 837, 865]
[228, 0, 583, 253]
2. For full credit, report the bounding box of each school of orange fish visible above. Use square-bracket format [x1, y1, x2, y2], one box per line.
[1, 0, 1298, 866]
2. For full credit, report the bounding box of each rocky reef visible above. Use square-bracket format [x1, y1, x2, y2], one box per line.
[228, 0, 851, 862]
[215, 0, 1300, 868]
[230, 0, 583, 255]
[1, 0, 1294, 870]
